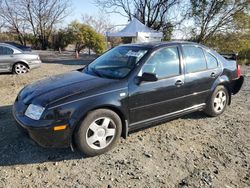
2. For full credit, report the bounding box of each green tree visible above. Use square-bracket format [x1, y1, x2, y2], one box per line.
[69, 21, 106, 55]
[52, 29, 74, 51]
[233, 11, 250, 31]
[205, 33, 250, 64]
[162, 22, 174, 41]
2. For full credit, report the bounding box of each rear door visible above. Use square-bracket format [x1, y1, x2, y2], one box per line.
[181, 45, 220, 107]
[0, 45, 14, 72]
[128, 45, 187, 125]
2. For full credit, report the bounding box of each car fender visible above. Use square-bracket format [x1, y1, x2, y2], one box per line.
[209, 75, 232, 105]
[66, 91, 129, 138]
[89, 104, 129, 139]
[12, 59, 30, 68]
[210, 75, 231, 92]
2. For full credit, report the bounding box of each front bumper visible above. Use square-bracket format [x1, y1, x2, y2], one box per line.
[28, 60, 42, 69]
[12, 99, 72, 148]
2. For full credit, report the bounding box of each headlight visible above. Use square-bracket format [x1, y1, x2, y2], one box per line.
[25, 104, 45, 120]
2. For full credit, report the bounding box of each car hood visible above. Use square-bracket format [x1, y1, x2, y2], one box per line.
[19, 71, 117, 106]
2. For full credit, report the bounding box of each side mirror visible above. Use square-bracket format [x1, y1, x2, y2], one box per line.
[137, 72, 158, 84]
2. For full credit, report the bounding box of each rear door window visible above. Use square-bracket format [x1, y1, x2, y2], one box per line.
[0, 46, 14, 55]
[182, 46, 207, 73]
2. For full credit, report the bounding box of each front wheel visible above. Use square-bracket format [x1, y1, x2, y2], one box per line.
[74, 109, 122, 157]
[204, 86, 229, 117]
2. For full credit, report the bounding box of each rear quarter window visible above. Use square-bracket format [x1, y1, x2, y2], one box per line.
[204, 51, 218, 69]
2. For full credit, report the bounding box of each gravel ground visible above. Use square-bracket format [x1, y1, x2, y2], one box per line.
[0, 53, 249, 188]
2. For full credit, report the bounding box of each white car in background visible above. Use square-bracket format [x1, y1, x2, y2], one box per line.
[0, 43, 41, 74]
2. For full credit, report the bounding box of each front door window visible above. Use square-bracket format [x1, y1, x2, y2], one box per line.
[139, 46, 180, 79]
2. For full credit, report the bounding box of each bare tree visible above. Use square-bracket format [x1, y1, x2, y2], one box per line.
[82, 12, 114, 34]
[0, 0, 29, 44]
[94, 0, 181, 33]
[20, 0, 72, 49]
[0, 19, 5, 32]
[0, 0, 3, 31]
[0, 0, 71, 49]
[188, 0, 250, 43]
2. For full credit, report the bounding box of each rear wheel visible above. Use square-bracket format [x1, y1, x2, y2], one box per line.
[14, 63, 29, 74]
[204, 86, 229, 117]
[74, 109, 122, 157]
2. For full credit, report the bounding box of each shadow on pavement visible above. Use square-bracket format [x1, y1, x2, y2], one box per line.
[129, 111, 208, 135]
[0, 72, 13, 75]
[181, 111, 208, 120]
[0, 105, 82, 166]
[0, 104, 208, 166]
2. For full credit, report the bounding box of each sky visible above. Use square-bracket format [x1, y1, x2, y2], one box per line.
[64, 0, 188, 39]
[65, 0, 128, 26]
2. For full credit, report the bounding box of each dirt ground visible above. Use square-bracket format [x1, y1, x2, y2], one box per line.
[0, 52, 250, 188]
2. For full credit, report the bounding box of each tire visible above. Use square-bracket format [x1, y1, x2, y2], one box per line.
[204, 85, 229, 117]
[13, 63, 29, 74]
[74, 109, 122, 157]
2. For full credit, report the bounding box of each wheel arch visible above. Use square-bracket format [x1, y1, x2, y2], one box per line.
[218, 83, 231, 105]
[210, 76, 232, 105]
[72, 105, 128, 141]
[95, 105, 128, 139]
[12, 61, 30, 72]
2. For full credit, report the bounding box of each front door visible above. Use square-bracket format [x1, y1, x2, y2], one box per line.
[128, 46, 187, 125]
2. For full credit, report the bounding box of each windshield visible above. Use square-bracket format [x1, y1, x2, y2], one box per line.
[84, 46, 148, 79]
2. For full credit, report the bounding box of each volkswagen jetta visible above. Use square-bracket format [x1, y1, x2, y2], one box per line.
[13, 42, 244, 156]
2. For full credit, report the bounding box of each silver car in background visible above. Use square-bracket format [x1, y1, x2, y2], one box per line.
[0, 43, 41, 74]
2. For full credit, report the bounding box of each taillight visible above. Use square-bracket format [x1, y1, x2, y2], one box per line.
[237, 65, 241, 78]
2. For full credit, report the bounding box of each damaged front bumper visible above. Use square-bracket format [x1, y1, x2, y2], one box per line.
[12, 99, 72, 148]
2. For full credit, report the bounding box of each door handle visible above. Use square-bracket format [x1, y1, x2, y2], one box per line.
[175, 80, 184, 87]
[211, 72, 216, 78]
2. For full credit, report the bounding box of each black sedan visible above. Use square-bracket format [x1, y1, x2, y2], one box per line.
[13, 42, 244, 156]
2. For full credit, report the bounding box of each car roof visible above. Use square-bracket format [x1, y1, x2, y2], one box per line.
[4, 42, 21, 46]
[120, 41, 201, 49]
[0, 43, 23, 51]
[0, 42, 15, 48]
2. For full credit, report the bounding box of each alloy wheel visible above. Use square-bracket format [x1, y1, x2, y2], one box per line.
[15, 64, 28, 74]
[213, 90, 227, 113]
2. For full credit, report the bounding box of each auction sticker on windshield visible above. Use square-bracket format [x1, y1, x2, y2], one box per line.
[126, 50, 147, 59]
